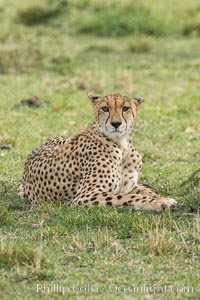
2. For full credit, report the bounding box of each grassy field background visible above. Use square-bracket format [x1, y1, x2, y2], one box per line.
[0, 0, 200, 299]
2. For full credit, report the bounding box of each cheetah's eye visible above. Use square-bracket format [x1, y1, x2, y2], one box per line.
[123, 106, 130, 112]
[101, 106, 109, 112]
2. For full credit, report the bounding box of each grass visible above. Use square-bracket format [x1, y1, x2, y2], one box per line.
[128, 35, 153, 53]
[0, 0, 200, 299]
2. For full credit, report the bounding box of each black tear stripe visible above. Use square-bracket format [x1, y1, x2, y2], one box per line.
[122, 111, 127, 131]
[105, 110, 110, 130]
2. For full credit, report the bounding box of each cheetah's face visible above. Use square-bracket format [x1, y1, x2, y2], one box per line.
[88, 93, 144, 139]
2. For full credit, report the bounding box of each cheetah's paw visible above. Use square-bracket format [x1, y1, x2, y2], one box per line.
[156, 197, 178, 211]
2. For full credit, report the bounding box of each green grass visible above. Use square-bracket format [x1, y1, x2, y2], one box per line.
[0, 0, 200, 299]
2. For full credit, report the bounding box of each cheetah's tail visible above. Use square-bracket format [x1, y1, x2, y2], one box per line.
[18, 182, 26, 199]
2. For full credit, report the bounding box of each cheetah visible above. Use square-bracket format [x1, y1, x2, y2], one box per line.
[18, 93, 177, 211]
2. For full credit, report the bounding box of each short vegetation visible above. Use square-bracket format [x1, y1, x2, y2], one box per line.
[0, 0, 199, 299]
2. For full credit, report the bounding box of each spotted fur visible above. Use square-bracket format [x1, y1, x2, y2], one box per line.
[18, 93, 177, 211]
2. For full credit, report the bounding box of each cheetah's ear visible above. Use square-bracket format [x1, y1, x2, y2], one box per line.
[132, 97, 144, 106]
[88, 93, 101, 103]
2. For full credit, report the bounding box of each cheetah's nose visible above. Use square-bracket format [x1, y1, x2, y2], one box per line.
[111, 121, 122, 129]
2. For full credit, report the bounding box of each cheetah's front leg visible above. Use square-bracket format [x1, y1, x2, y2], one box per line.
[130, 184, 158, 197]
[72, 189, 177, 211]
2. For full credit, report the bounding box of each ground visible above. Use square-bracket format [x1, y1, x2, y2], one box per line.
[0, 0, 200, 299]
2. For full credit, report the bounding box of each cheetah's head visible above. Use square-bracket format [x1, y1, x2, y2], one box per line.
[88, 93, 144, 140]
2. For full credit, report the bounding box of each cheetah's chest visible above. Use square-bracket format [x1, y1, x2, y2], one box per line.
[117, 148, 141, 194]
